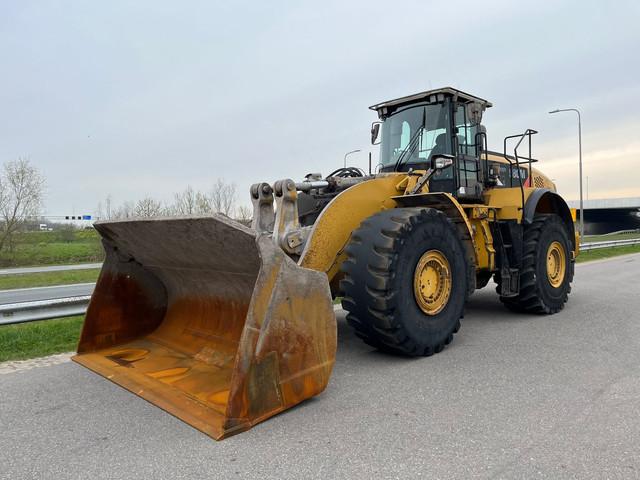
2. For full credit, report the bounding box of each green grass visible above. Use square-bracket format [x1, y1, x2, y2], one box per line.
[582, 232, 640, 243]
[0, 269, 101, 290]
[0, 316, 84, 362]
[577, 244, 640, 263]
[0, 230, 104, 268]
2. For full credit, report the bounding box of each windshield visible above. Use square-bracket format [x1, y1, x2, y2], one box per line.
[379, 102, 451, 170]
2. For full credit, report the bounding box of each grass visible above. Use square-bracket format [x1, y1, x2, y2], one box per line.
[0, 229, 104, 268]
[0, 316, 84, 362]
[0, 269, 101, 290]
[577, 244, 640, 263]
[582, 232, 640, 243]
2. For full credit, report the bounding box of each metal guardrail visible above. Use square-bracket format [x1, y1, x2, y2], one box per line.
[0, 296, 91, 326]
[598, 229, 640, 237]
[1, 238, 639, 326]
[579, 238, 640, 252]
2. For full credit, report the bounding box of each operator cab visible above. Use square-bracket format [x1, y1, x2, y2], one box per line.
[370, 87, 492, 202]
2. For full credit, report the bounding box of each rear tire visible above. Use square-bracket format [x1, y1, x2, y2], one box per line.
[340, 208, 468, 356]
[497, 214, 574, 314]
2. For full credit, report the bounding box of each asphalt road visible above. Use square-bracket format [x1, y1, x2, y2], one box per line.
[1, 254, 640, 479]
[0, 263, 102, 276]
[0, 283, 95, 305]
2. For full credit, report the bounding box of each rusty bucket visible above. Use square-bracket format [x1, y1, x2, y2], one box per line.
[73, 215, 336, 439]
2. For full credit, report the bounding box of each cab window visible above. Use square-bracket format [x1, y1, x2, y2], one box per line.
[488, 161, 529, 187]
[454, 104, 478, 157]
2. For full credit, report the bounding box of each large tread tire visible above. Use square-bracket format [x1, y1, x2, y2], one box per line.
[340, 208, 468, 356]
[497, 214, 574, 314]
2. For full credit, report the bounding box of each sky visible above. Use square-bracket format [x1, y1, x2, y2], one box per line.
[1, 0, 639, 217]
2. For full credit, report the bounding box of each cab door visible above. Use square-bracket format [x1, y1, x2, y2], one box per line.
[452, 103, 484, 202]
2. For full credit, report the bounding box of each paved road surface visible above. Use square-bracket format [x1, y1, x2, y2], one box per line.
[0, 283, 95, 305]
[0, 263, 102, 276]
[1, 254, 640, 479]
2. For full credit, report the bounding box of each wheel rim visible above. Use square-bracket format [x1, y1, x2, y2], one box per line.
[546, 241, 566, 288]
[413, 250, 452, 315]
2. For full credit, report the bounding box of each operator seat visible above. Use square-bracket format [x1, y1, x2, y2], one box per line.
[429, 133, 449, 159]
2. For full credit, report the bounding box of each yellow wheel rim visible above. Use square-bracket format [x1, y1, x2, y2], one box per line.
[413, 250, 452, 316]
[546, 241, 566, 288]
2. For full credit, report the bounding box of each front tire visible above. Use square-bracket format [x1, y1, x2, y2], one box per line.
[340, 208, 468, 356]
[497, 214, 574, 314]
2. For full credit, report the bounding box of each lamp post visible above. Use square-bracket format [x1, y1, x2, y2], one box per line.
[586, 176, 589, 201]
[549, 108, 584, 238]
[343, 149, 361, 168]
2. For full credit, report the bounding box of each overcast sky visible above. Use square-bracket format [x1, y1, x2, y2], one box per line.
[1, 0, 639, 217]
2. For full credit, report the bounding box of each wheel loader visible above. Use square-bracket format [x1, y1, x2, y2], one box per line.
[73, 87, 577, 439]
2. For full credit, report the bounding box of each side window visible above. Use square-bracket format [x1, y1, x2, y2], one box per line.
[488, 161, 506, 187]
[488, 161, 529, 187]
[400, 121, 410, 150]
[454, 105, 477, 157]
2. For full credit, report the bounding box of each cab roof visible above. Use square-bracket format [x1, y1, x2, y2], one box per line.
[369, 87, 492, 118]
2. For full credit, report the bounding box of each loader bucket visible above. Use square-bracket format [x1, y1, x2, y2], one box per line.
[73, 215, 336, 440]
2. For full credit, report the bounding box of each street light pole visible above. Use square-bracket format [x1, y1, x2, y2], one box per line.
[549, 108, 584, 238]
[586, 176, 589, 201]
[343, 149, 361, 168]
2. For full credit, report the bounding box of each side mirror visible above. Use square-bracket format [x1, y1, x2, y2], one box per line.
[371, 122, 381, 145]
[431, 154, 455, 170]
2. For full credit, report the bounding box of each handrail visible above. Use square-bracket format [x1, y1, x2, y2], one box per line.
[474, 131, 489, 185]
[503, 129, 538, 212]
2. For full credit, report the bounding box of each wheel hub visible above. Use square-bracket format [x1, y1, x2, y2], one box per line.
[546, 241, 566, 288]
[413, 250, 452, 315]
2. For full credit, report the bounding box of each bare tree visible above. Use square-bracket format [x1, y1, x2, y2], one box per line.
[93, 180, 238, 223]
[113, 200, 135, 220]
[105, 194, 113, 220]
[0, 158, 45, 252]
[235, 205, 252, 224]
[195, 191, 212, 214]
[134, 197, 163, 217]
[210, 179, 236, 216]
[95, 194, 114, 221]
[95, 200, 104, 221]
[172, 186, 198, 215]
[171, 185, 232, 216]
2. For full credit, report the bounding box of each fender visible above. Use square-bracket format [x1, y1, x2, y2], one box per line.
[524, 189, 576, 250]
[391, 192, 475, 254]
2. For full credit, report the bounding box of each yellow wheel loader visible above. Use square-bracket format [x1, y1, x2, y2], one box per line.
[74, 87, 577, 439]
